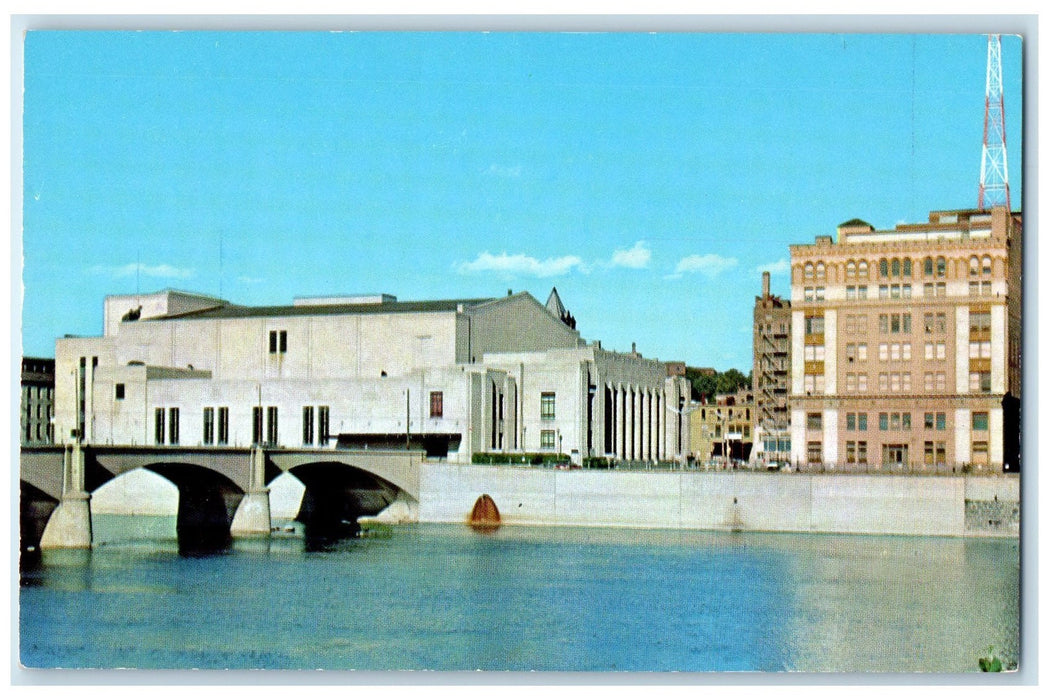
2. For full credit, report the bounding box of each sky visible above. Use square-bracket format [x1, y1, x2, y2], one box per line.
[18, 29, 1024, 371]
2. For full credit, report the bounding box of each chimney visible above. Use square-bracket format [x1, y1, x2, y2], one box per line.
[762, 271, 770, 298]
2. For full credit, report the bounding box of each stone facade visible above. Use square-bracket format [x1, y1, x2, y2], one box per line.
[788, 206, 1022, 472]
[54, 288, 691, 465]
[21, 357, 55, 445]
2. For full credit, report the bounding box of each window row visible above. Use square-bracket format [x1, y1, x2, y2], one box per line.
[805, 256, 988, 285]
[878, 342, 911, 362]
[878, 313, 912, 334]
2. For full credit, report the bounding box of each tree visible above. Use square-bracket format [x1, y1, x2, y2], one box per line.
[686, 367, 751, 402]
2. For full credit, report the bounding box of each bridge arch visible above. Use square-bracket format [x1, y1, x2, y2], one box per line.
[285, 460, 403, 535]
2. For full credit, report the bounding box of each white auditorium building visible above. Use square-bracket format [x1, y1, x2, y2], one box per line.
[54, 288, 691, 465]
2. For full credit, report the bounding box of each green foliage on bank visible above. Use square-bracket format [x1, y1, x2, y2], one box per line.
[472, 452, 571, 466]
[685, 367, 752, 402]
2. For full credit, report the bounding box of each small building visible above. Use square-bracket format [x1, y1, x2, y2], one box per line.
[21, 357, 55, 445]
[689, 389, 754, 465]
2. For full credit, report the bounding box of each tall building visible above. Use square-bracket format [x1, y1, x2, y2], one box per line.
[20, 357, 55, 445]
[752, 271, 792, 464]
[53, 288, 691, 465]
[789, 206, 1021, 472]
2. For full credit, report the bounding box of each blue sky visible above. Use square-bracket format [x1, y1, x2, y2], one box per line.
[19, 31, 1024, 371]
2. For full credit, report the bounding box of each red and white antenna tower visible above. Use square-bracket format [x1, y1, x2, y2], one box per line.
[978, 34, 1011, 211]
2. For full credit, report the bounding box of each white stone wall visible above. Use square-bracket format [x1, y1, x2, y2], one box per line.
[823, 309, 837, 394]
[955, 306, 970, 394]
[954, 409, 972, 464]
[419, 463, 1014, 537]
[991, 305, 1007, 393]
[791, 310, 805, 395]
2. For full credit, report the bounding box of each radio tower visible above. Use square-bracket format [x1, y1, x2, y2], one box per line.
[978, 34, 1011, 212]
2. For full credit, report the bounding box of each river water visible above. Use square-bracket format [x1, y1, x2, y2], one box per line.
[19, 515, 1020, 673]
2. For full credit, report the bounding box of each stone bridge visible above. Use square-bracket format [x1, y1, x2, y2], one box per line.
[20, 444, 426, 551]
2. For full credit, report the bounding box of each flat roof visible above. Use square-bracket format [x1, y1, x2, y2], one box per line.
[148, 297, 498, 321]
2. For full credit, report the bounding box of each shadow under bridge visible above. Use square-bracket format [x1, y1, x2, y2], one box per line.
[270, 449, 424, 534]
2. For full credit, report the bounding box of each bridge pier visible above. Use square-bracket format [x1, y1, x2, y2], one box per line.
[230, 446, 271, 537]
[40, 444, 93, 549]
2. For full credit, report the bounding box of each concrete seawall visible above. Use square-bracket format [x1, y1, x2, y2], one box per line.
[418, 463, 1020, 538]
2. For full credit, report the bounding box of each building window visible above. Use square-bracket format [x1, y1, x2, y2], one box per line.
[857, 373, 868, 392]
[218, 407, 229, 445]
[540, 392, 556, 420]
[924, 257, 934, 276]
[253, 406, 263, 445]
[318, 406, 330, 444]
[540, 429, 556, 450]
[982, 256, 992, 275]
[972, 441, 989, 465]
[154, 407, 165, 445]
[804, 315, 824, 335]
[879, 413, 888, 430]
[969, 372, 992, 393]
[302, 406, 314, 445]
[879, 258, 889, 277]
[804, 344, 825, 362]
[846, 413, 856, 430]
[846, 441, 857, 463]
[883, 444, 908, 466]
[203, 407, 215, 445]
[266, 406, 278, 446]
[430, 391, 444, 418]
[846, 373, 856, 392]
[970, 312, 992, 334]
[936, 257, 946, 277]
[168, 407, 180, 445]
[972, 412, 989, 431]
[803, 374, 825, 394]
[269, 330, 288, 354]
[903, 259, 912, 277]
[969, 341, 991, 359]
[806, 413, 822, 430]
[806, 441, 822, 464]
[115, 383, 125, 400]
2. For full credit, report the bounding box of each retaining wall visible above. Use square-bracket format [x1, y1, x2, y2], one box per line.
[418, 463, 1020, 538]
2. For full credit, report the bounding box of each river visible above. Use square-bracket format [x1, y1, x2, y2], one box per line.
[19, 515, 1020, 673]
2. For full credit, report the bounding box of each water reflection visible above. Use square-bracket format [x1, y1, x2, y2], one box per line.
[19, 517, 1020, 672]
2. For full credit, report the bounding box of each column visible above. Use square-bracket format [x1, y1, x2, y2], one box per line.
[612, 384, 621, 459]
[231, 445, 272, 537]
[629, 388, 637, 459]
[639, 389, 648, 461]
[40, 443, 92, 549]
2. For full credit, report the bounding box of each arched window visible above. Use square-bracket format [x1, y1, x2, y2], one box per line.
[858, 260, 869, 279]
[982, 256, 993, 275]
[804, 262, 814, 280]
[846, 260, 856, 279]
[924, 257, 934, 276]
[891, 258, 901, 277]
[970, 256, 980, 276]
[936, 256, 946, 277]
[879, 259, 889, 278]
[815, 262, 826, 281]
[903, 259, 912, 277]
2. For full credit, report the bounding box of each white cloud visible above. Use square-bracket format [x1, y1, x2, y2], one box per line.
[674, 253, 738, 278]
[753, 258, 791, 275]
[610, 241, 651, 269]
[457, 251, 586, 278]
[486, 163, 522, 178]
[89, 263, 195, 279]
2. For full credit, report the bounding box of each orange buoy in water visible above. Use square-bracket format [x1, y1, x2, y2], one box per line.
[468, 494, 501, 531]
